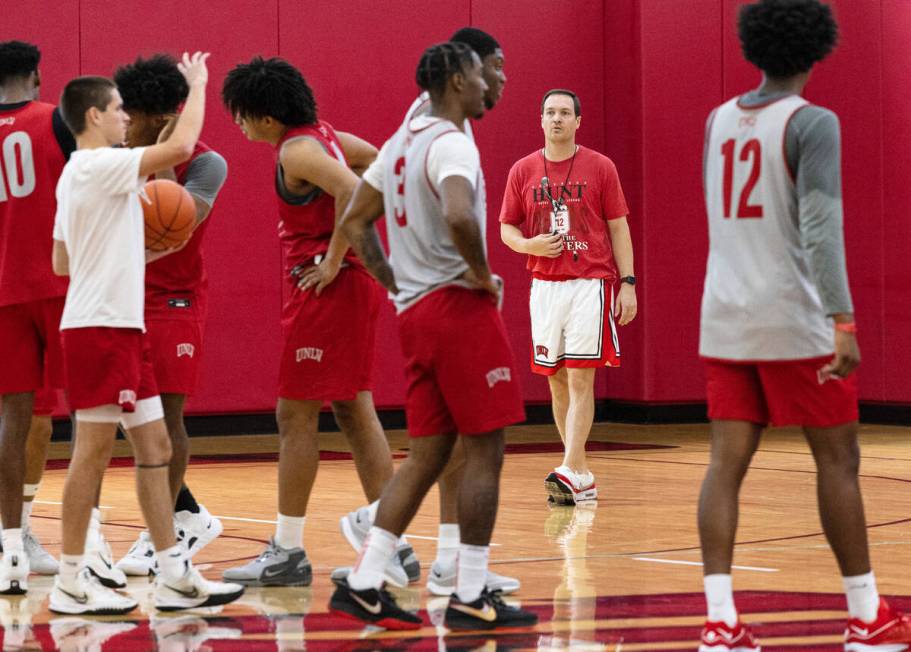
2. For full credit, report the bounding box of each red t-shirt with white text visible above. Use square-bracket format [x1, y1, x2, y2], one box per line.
[498, 146, 628, 281]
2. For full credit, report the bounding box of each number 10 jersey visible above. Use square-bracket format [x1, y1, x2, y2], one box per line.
[700, 94, 832, 361]
[0, 101, 69, 306]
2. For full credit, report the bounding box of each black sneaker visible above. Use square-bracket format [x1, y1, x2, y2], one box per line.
[329, 578, 422, 631]
[445, 589, 538, 630]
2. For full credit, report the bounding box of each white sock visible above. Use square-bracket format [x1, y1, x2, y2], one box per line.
[20, 502, 33, 530]
[348, 526, 397, 591]
[704, 574, 738, 626]
[436, 524, 460, 567]
[1, 528, 24, 553]
[843, 572, 880, 623]
[59, 554, 82, 589]
[456, 543, 489, 603]
[366, 500, 379, 522]
[274, 514, 305, 550]
[156, 545, 186, 582]
[85, 508, 102, 548]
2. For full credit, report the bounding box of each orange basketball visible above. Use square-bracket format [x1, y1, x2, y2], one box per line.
[141, 179, 196, 251]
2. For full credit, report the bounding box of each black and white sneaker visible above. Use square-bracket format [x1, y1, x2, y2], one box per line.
[48, 568, 137, 615]
[174, 504, 223, 559]
[328, 577, 422, 630]
[445, 589, 537, 630]
[155, 563, 245, 611]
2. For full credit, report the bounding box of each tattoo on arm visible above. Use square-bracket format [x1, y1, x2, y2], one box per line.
[352, 226, 398, 292]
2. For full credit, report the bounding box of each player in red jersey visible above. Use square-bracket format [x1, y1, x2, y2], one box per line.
[111, 53, 228, 577]
[697, 2, 911, 650]
[220, 57, 414, 586]
[0, 40, 77, 590]
[499, 89, 636, 505]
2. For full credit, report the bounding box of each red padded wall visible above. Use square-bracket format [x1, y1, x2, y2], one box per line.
[78, 0, 281, 413]
[8, 0, 909, 413]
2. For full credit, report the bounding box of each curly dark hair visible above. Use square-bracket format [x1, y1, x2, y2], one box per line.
[738, 0, 838, 78]
[449, 27, 500, 60]
[113, 54, 188, 114]
[222, 56, 317, 126]
[0, 40, 40, 85]
[415, 42, 476, 96]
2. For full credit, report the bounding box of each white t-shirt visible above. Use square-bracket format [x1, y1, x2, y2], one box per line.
[53, 147, 148, 330]
[363, 116, 479, 193]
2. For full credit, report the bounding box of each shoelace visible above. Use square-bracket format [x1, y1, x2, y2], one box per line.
[484, 589, 509, 610]
[256, 544, 281, 563]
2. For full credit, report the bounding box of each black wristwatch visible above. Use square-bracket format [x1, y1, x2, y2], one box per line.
[620, 275, 636, 286]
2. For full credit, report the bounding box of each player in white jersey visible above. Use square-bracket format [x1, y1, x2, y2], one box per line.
[49, 55, 243, 616]
[328, 42, 536, 632]
[697, 2, 911, 651]
[334, 26, 521, 598]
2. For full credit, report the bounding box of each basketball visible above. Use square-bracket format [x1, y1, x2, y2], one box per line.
[141, 179, 196, 251]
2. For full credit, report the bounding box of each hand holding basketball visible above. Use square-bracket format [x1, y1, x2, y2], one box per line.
[141, 179, 196, 251]
[178, 51, 210, 87]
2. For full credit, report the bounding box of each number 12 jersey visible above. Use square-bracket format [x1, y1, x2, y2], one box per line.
[700, 94, 832, 361]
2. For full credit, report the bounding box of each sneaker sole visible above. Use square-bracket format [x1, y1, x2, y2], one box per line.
[330, 606, 422, 631]
[0, 581, 27, 595]
[427, 578, 455, 596]
[223, 573, 312, 588]
[49, 602, 136, 616]
[156, 586, 245, 612]
[445, 613, 538, 631]
[86, 568, 127, 589]
[544, 475, 576, 506]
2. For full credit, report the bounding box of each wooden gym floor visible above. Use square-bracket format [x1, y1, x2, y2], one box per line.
[3, 421, 911, 650]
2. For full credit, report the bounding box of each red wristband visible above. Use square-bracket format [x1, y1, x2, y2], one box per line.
[834, 322, 857, 334]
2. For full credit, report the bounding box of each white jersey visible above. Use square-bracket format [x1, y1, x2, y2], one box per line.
[53, 147, 148, 330]
[403, 92, 475, 140]
[364, 115, 485, 312]
[700, 95, 832, 360]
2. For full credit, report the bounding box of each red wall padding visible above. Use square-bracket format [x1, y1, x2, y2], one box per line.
[4, 0, 909, 414]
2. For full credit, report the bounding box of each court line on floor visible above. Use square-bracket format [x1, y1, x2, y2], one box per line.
[211, 516, 501, 545]
[633, 557, 778, 572]
[35, 500, 113, 509]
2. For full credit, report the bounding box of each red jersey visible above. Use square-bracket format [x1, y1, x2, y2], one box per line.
[498, 146, 629, 281]
[0, 101, 70, 306]
[145, 142, 216, 318]
[274, 121, 362, 278]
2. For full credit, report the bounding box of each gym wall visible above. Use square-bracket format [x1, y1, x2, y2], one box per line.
[4, 0, 908, 416]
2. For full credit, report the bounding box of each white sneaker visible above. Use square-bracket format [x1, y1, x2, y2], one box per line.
[24, 528, 59, 575]
[48, 568, 137, 615]
[174, 505, 223, 559]
[328, 560, 409, 589]
[116, 530, 157, 576]
[338, 506, 409, 587]
[155, 563, 244, 611]
[545, 466, 597, 505]
[50, 616, 137, 648]
[85, 530, 127, 588]
[0, 548, 29, 594]
[425, 559, 521, 596]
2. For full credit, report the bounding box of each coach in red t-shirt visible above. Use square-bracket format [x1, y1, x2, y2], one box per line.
[499, 88, 637, 506]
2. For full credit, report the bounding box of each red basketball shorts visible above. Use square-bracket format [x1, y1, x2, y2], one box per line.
[704, 356, 859, 428]
[529, 278, 620, 375]
[61, 327, 158, 411]
[145, 292, 206, 396]
[278, 266, 382, 402]
[0, 297, 65, 394]
[398, 286, 526, 437]
[32, 386, 59, 416]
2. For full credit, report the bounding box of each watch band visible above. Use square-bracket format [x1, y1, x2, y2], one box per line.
[620, 275, 636, 286]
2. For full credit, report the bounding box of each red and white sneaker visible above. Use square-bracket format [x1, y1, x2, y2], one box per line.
[545, 466, 597, 505]
[699, 620, 760, 651]
[845, 599, 911, 651]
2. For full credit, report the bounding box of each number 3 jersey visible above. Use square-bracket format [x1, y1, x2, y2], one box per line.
[363, 114, 485, 313]
[700, 94, 834, 361]
[0, 101, 71, 306]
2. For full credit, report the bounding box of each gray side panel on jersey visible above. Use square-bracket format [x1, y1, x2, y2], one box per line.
[184, 151, 228, 207]
[724, 90, 853, 316]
